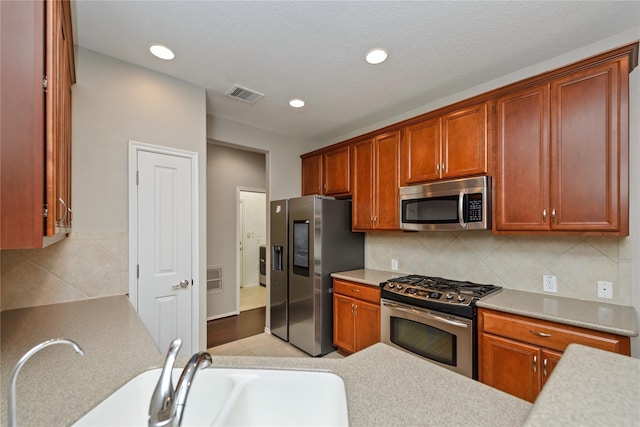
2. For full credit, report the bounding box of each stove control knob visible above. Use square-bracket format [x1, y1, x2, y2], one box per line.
[457, 295, 465, 302]
[388, 283, 395, 289]
[446, 293, 453, 300]
[397, 284, 403, 290]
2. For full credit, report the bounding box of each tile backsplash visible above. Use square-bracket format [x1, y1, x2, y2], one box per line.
[366, 232, 631, 305]
[1, 230, 631, 310]
[1, 232, 128, 311]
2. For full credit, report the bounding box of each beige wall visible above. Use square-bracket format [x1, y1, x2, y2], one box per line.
[206, 115, 308, 201]
[0, 47, 209, 349]
[206, 143, 266, 318]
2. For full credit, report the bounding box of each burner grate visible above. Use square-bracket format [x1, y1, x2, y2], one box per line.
[388, 275, 500, 299]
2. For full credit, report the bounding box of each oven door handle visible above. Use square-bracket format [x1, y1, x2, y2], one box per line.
[382, 302, 469, 328]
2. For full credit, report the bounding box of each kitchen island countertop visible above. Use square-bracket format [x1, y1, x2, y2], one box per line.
[1, 295, 529, 426]
[2, 295, 638, 426]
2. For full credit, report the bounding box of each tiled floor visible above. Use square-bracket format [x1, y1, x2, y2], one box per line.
[240, 285, 266, 312]
[207, 332, 344, 359]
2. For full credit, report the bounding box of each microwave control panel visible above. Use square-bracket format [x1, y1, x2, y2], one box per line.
[465, 193, 483, 222]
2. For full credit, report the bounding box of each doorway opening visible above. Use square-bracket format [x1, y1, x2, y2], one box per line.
[237, 188, 267, 313]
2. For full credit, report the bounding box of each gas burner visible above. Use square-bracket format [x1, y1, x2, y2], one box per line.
[381, 274, 502, 318]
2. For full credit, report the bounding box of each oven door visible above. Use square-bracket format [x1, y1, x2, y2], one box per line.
[381, 298, 474, 378]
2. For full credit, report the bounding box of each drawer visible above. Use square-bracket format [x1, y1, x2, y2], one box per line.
[333, 279, 380, 304]
[479, 309, 630, 354]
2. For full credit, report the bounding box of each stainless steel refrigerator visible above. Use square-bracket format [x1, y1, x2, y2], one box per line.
[269, 195, 364, 356]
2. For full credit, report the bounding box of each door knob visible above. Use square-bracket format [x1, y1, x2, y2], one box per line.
[173, 280, 190, 289]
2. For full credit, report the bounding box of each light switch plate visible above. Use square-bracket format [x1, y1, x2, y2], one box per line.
[391, 258, 398, 271]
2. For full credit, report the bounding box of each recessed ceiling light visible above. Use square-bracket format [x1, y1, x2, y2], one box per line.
[150, 44, 175, 60]
[289, 99, 305, 108]
[365, 48, 388, 65]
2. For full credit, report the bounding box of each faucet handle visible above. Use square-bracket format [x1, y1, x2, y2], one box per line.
[149, 338, 182, 426]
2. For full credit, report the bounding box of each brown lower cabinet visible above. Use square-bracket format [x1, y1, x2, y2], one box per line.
[333, 279, 380, 355]
[478, 308, 630, 402]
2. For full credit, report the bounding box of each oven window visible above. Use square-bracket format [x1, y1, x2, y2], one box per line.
[390, 316, 456, 366]
[402, 195, 459, 224]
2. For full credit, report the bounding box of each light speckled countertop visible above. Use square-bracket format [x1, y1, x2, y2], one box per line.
[477, 288, 638, 337]
[523, 344, 640, 426]
[2, 294, 638, 426]
[331, 268, 404, 287]
[0, 295, 530, 426]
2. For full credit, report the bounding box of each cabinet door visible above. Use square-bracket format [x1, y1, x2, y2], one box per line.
[442, 102, 488, 179]
[0, 0, 46, 248]
[550, 61, 623, 232]
[301, 153, 323, 196]
[374, 131, 401, 230]
[541, 348, 562, 387]
[333, 293, 356, 354]
[479, 334, 540, 403]
[400, 118, 441, 185]
[351, 139, 375, 230]
[323, 146, 350, 196]
[495, 85, 550, 231]
[353, 300, 380, 352]
[47, 0, 74, 237]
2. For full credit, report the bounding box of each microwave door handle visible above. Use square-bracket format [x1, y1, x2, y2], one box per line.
[382, 302, 468, 328]
[458, 192, 467, 229]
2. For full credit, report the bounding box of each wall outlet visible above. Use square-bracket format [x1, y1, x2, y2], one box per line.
[542, 275, 557, 293]
[391, 258, 399, 271]
[597, 281, 613, 299]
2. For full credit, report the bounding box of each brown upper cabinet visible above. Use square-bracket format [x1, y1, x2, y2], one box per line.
[351, 131, 401, 231]
[301, 145, 350, 197]
[300, 42, 636, 235]
[1, 0, 75, 249]
[495, 55, 632, 235]
[400, 102, 488, 186]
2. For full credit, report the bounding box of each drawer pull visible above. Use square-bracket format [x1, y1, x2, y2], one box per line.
[533, 355, 537, 373]
[351, 289, 360, 293]
[530, 330, 552, 337]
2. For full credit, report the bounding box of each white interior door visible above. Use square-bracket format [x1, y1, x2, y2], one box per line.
[136, 149, 193, 355]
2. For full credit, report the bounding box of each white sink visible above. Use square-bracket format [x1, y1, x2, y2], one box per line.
[73, 368, 348, 427]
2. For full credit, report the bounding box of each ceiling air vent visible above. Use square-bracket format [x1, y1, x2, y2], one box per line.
[225, 84, 264, 104]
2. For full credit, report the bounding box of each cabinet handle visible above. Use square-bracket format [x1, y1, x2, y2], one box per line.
[354, 304, 358, 316]
[351, 303, 355, 315]
[436, 163, 440, 172]
[542, 208, 547, 222]
[58, 197, 69, 226]
[351, 288, 360, 293]
[530, 330, 552, 337]
[543, 358, 548, 377]
[533, 355, 537, 373]
[551, 209, 556, 221]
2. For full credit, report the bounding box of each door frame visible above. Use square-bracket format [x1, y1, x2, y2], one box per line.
[128, 140, 200, 353]
[235, 186, 266, 313]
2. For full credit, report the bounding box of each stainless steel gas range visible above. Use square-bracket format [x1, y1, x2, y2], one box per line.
[380, 275, 501, 379]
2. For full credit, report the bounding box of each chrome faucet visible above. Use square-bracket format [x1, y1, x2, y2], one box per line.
[149, 338, 212, 427]
[8, 338, 84, 427]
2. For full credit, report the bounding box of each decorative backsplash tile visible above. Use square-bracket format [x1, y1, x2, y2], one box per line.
[365, 232, 630, 305]
[1, 230, 631, 310]
[0, 232, 128, 311]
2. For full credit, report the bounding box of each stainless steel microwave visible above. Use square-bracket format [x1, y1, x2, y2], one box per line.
[400, 176, 491, 231]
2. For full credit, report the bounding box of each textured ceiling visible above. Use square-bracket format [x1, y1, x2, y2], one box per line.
[74, 1, 640, 144]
